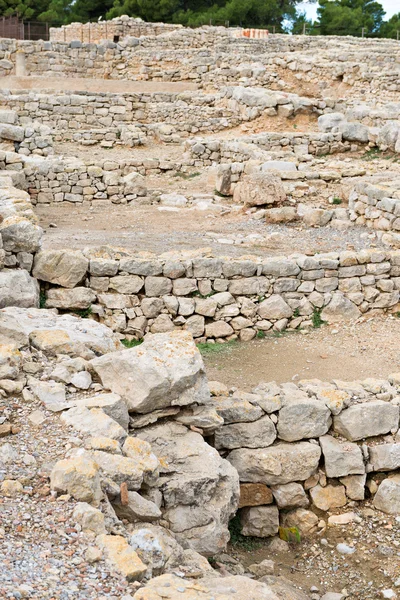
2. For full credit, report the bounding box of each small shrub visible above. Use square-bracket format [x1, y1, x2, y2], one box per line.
[228, 515, 262, 552]
[293, 307, 300, 318]
[332, 197, 342, 205]
[312, 308, 325, 328]
[256, 330, 266, 339]
[121, 338, 143, 348]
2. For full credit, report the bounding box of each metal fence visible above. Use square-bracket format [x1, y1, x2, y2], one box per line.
[0, 16, 60, 41]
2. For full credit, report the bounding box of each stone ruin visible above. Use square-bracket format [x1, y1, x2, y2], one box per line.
[0, 18, 400, 600]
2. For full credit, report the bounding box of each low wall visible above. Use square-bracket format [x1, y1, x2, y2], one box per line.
[185, 132, 352, 165]
[204, 375, 400, 537]
[350, 179, 400, 231]
[33, 247, 400, 338]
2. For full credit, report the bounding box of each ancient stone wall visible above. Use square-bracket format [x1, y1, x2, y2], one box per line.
[350, 179, 400, 231]
[49, 17, 182, 44]
[31, 248, 400, 339]
[204, 376, 400, 536]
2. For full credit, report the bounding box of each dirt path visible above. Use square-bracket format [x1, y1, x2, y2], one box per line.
[0, 76, 198, 94]
[203, 315, 400, 389]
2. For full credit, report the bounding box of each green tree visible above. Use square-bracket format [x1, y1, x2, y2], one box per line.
[379, 12, 400, 38]
[316, 0, 385, 36]
[290, 11, 313, 34]
[0, 0, 50, 19]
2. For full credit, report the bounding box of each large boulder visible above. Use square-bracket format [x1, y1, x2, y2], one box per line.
[333, 401, 399, 441]
[368, 443, 400, 472]
[0, 217, 42, 253]
[133, 573, 309, 600]
[33, 249, 89, 288]
[320, 292, 361, 323]
[373, 475, 400, 514]
[228, 442, 321, 486]
[0, 269, 39, 308]
[339, 121, 369, 143]
[129, 523, 185, 578]
[91, 331, 210, 414]
[318, 112, 346, 132]
[137, 422, 239, 556]
[377, 121, 400, 151]
[233, 171, 286, 207]
[0, 307, 121, 357]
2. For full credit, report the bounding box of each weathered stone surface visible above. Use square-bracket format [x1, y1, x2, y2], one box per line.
[239, 483, 273, 508]
[1, 480, 23, 497]
[205, 321, 234, 338]
[281, 508, 319, 536]
[319, 435, 365, 477]
[175, 405, 223, 434]
[0, 270, 39, 308]
[73, 502, 106, 535]
[278, 396, 331, 441]
[310, 484, 347, 511]
[373, 475, 400, 514]
[240, 505, 279, 537]
[320, 292, 361, 322]
[0, 218, 42, 253]
[96, 534, 147, 581]
[61, 406, 127, 442]
[91, 450, 144, 490]
[129, 523, 185, 578]
[228, 442, 321, 485]
[113, 491, 162, 522]
[258, 295, 293, 320]
[50, 456, 102, 505]
[369, 444, 400, 471]
[137, 422, 239, 556]
[33, 249, 88, 288]
[333, 402, 399, 441]
[122, 437, 159, 484]
[234, 171, 286, 207]
[211, 394, 263, 423]
[0, 344, 20, 380]
[91, 331, 210, 413]
[271, 483, 309, 509]
[133, 573, 299, 600]
[45, 287, 96, 310]
[0, 307, 120, 357]
[214, 415, 276, 449]
[75, 393, 129, 430]
[339, 475, 366, 500]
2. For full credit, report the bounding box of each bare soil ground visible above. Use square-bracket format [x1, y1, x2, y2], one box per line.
[36, 201, 386, 257]
[0, 76, 198, 93]
[203, 315, 400, 388]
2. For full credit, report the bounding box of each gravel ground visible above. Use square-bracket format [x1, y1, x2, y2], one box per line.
[0, 394, 138, 600]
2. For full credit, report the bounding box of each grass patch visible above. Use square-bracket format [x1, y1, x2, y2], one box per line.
[197, 340, 237, 356]
[361, 148, 396, 162]
[72, 306, 93, 319]
[256, 330, 266, 339]
[228, 515, 262, 552]
[312, 308, 325, 329]
[174, 171, 200, 180]
[39, 290, 46, 309]
[121, 338, 143, 348]
[293, 307, 300, 318]
[332, 197, 342, 205]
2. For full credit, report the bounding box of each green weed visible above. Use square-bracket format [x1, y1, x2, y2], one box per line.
[332, 197, 342, 205]
[121, 338, 143, 348]
[256, 330, 266, 339]
[312, 308, 325, 328]
[174, 171, 200, 179]
[293, 307, 300, 318]
[197, 340, 237, 356]
[72, 306, 93, 319]
[228, 515, 262, 552]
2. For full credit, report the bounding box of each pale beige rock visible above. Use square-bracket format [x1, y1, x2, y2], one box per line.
[1, 479, 23, 497]
[281, 508, 319, 536]
[61, 406, 127, 442]
[73, 502, 106, 535]
[241, 505, 279, 537]
[96, 534, 147, 581]
[310, 484, 347, 511]
[50, 456, 102, 505]
[33, 249, 88, 288]
[91, 331, 210, 414]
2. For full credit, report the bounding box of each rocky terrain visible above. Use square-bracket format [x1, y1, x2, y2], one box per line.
[0, 15, 400, 600]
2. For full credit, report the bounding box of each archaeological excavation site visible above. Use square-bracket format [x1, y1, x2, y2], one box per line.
[1, 14, 400, 600]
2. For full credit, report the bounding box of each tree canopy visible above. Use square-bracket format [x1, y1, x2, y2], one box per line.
[0, 0, 399, 39]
